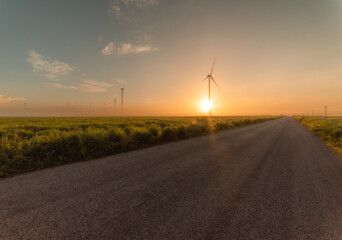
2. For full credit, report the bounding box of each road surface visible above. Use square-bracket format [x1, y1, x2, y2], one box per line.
[1, 117, 342, 239]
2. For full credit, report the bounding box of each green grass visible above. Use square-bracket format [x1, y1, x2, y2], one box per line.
[0, 116, 277, 177]
[295, 116, 342, 157]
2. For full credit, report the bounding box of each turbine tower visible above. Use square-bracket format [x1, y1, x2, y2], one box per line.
[114, 98, 116, 113]
[203, 58, 220, 102]
[202, 58, 220, 116]
[325, 105, 328, 118]
[120, 84, 124, 115]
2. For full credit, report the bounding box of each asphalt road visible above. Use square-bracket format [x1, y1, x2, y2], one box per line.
[1, 117, 342, 239]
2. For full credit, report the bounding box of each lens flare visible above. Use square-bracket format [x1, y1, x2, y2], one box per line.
[200, 100, 212, 112]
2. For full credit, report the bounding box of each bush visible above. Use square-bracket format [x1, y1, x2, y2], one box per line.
[161, 127, 178, 141]
[107, 127, 126, 142]
[149, 125, 161, 138]
[330, 129, 342, 141]
[186, 123, 204, 137]
[177, 125, 188, 139]
[132, 127, 154, 144]
[214, 121, 229, 131]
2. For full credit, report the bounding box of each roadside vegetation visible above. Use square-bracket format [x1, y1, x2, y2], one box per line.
[0, 116, 277, 177]
[296, 116, 342, 157]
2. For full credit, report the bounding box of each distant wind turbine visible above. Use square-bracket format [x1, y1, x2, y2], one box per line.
[120, 84, 124, 115]
[203, 58, 220, 102]
[114, 98, 116, 113]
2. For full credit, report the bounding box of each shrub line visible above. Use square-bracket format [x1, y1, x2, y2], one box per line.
[0, 117, 277, 177]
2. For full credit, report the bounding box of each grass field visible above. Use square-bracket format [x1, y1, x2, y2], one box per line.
[296, 116, 342, 158]
[0, 116, 277, 177]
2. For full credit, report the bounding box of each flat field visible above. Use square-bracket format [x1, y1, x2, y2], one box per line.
[296, 116, 342, 157]
[0, 116, 276, 177]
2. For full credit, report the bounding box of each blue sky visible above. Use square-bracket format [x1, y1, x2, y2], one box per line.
[1, 0, 342, 116]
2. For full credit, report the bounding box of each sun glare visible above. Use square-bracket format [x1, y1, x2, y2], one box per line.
[200, 100, 212, 112]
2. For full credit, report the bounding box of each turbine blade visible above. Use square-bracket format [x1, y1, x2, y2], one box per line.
[210, 58, 216, 75]
[202, 76, 209, 81]
[210, 76, 220, 89]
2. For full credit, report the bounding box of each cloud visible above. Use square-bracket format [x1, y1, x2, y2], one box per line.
[49, 80, 113, 93]
[0, 94, 26, 104]
[82, 80, 113, 88]
[27, 50, 74, 80]
[80, 80, 114, 92]
[28, 50, 114, 93]
[48, 82, 77, 90]
[101, 42, 115, 55]
[108, 0, 159, 21]
[101, 41, 158, 56]
[119, 43, 157, 55]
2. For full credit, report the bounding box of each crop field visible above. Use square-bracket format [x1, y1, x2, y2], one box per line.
[0, 116, 277, 177]
[296, 116, 342, 157]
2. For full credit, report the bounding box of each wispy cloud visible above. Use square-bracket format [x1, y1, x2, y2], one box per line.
[119, 43, 157, 55]
[101, 42, 115, 55]
[48, 82, 78, 90]
[82, 80, 113, 88]
[49, 80, 113, 93]
[27, 50, 75, 80]
[28, 50, 115, 93]
[80, 80, 113, 92]
[102, 41, 158, 56]
[0, 94, 26, 104]
[108, 0, 159, 21]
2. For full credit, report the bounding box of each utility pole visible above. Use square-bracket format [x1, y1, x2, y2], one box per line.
[324, 105, 328, 119]
[120, 85, 124, 115]
[114, 98, 116, 114]
[312, 110, 314, 116]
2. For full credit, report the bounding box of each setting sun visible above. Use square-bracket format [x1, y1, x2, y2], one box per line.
[200, 100, 212, 112]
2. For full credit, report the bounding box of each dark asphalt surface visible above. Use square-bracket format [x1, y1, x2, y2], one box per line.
[1, 117, 342, 239]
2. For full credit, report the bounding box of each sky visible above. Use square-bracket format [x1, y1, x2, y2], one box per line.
[1, 0, 342, 116]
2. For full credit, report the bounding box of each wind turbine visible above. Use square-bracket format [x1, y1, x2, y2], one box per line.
[203, 58, 220, 102]
[202, 59, 220, 116]
[120, 84, 124, 115]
